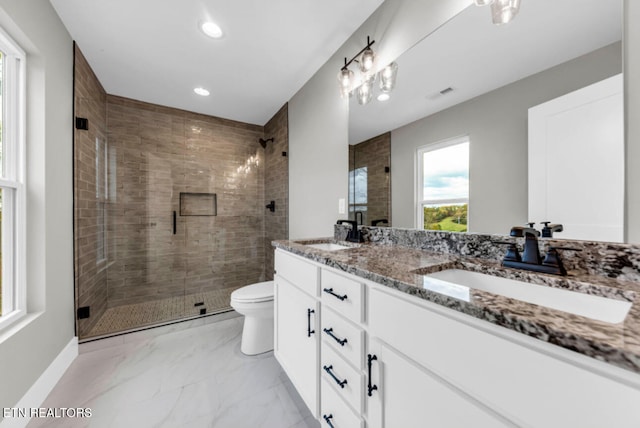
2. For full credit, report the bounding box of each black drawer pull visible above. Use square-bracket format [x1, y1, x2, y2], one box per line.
[307, 309, 315, 337]
[367, 354, 378, 396]
[323, 287, 348, 301]
[323, 365, 347, 389]
[323, 327, 348, 346]
[323, 414, 335, 428]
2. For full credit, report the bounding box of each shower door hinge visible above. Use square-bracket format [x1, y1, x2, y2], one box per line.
[75, 117, 89, 130]
[77, 306, 91, 319]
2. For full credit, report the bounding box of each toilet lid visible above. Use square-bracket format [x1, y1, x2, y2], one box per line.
[231, 281, 274, 303]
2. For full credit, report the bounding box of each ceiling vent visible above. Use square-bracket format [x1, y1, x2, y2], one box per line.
[426, 87, 455, 101]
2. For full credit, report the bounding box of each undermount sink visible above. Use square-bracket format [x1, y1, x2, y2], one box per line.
[305, 243, 351, 251]
[422, 269, 632, 324]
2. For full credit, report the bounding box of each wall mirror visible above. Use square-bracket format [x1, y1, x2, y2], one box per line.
[348, 0, 624, 242]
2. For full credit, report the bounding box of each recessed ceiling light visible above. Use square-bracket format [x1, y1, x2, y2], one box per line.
[201, 21, 223, 39]
[194, 87, 210, 96]
[377, 93, 390, 101]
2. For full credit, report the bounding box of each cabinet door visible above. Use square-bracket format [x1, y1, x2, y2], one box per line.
[274, 276, 319, 417]
[367, 339, 514, 428]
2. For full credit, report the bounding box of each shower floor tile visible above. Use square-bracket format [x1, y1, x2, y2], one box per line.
[28, 317, 319, 428]
[85, 287, 240, 338]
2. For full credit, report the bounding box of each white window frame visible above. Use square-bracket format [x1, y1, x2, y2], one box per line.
[415, 136, 469, 230]
[0, 26, 27, 330]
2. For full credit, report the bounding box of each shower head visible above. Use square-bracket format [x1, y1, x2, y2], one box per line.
[259, 137, 274, 149]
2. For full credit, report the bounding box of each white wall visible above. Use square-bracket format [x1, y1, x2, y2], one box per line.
[288, 0, 471, 239]
[0, 0, 74, 415]
[391, 43, 622, 233]
[625, 0, 640, 243]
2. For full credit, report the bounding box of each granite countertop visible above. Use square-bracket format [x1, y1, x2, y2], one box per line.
[273, 238, 640, 374]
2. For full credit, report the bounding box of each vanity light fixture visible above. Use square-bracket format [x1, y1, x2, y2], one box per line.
[201, 21, 224, 39]
[338, 36, 399, 105]
[474, 0, 521, 25]
[337, 36, 375, 99]
[194, 87, 210, 96]
[377, 93, 390, 102]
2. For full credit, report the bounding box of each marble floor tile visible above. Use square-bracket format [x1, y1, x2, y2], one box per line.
[27, 317, 320, 428]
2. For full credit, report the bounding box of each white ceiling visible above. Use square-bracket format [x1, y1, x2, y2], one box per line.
[349, 0, 623, 145]
[50, 0, 384, 125]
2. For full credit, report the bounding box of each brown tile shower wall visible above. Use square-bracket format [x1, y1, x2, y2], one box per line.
[105, 96, 266, 307]
[74, 45, 108, 337]
[350, 132, 391, 226]
[263, 104, 289, 279]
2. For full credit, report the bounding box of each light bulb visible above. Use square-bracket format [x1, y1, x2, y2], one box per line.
[357, 78, 374, 105]
[201, 21, 223, 39]
[379, 62, 398, 93]
[359, 47, 376, 73]
[194, 87, 210, 96]
[491, 0, 521, 25]
[337, 68, 354, 99]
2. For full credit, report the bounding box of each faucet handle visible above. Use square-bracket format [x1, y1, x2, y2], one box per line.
[540, 222, 564, 238]
[493, 241, 522, 262]
[527, 222, 536, 228]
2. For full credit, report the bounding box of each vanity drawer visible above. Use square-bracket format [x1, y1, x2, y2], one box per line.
[275, 250, 319, 297]
[321, 306, 364, 370]
[321, 342, 364, 413]
[321, 269, 364, 323]
[321, 378, 364, 428]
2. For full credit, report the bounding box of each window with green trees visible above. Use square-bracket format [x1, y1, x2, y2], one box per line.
[417, 137, 469, 232]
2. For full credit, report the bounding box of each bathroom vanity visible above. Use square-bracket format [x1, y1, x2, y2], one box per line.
[273, 231, 640, 428]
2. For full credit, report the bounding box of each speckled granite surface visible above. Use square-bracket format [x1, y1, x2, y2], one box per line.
[274, 233, 640, 374]
[336, 225, 640, 281]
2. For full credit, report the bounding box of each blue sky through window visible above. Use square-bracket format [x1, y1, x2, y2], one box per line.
[423, 142, 469, 200]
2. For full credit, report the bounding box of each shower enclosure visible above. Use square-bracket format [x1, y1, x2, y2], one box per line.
[73, 45, 286, 340]
[348, 132, 391, 227]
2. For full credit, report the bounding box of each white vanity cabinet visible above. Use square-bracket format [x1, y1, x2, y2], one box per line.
[367, 285, 640, 428]
[274, 251, 320, 417]
[274, 248, 640, 428]
[367, 338, 513, 428]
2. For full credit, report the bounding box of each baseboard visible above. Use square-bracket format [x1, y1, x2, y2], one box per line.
[0, 336, 78, 428]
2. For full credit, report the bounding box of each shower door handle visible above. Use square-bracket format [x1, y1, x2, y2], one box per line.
[173, 211, 177, 235]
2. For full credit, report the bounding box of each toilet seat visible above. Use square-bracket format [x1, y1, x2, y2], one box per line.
[230, 281, 274, 303]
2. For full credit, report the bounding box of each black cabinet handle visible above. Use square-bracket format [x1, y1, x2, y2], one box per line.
[323, 287, 348, 301]
[307, 309, 315, 337]
[323, 328, 348, 346]
[323, 414, 335, 428]
[367, 354, 378, 396]
[172, 211, 177, 235]
[323, 365, 347, 389]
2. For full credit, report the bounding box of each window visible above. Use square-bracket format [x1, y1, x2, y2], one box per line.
[0, 27, 26, 328]
[349, 166, 368, 218]
[416, 137, 469, 232]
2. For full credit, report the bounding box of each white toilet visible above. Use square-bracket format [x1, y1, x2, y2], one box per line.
[230, 280, 274, 355]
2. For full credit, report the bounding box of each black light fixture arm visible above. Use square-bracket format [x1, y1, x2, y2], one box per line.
[341, 36, 375, 71]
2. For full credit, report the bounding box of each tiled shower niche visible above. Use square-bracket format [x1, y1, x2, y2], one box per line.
[74, 45, 288, 339]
